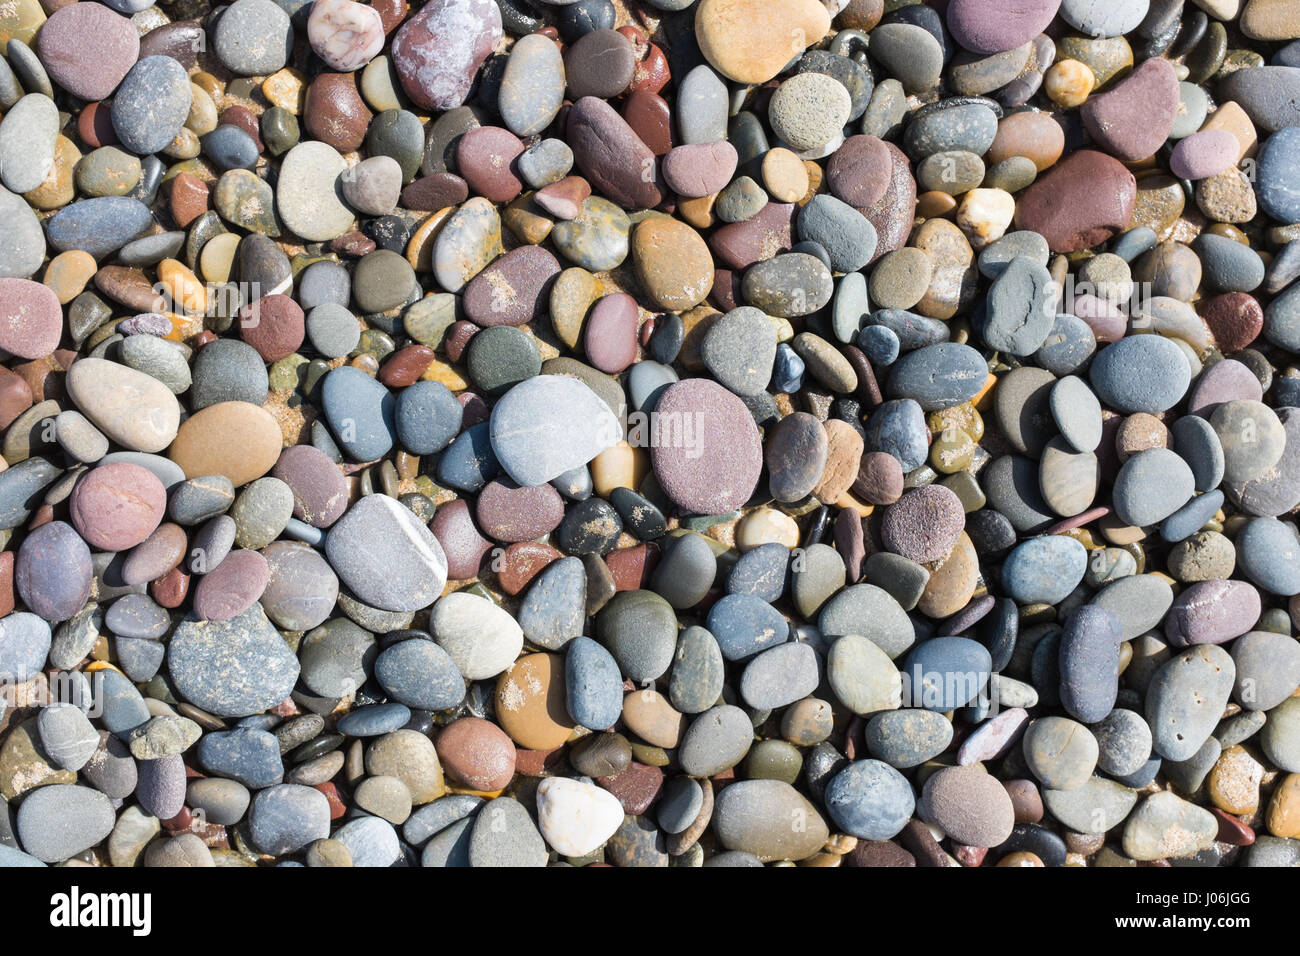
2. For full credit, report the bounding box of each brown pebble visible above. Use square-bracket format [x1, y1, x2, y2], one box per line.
[271, 444, 348, 528]
[0, 367, 34, 431]
[400, 173, 469, 211]
[496, 541, 562, 595]
[1003, 778, 1044, 824]
[814, 418, 865, 504]
[1201, 292, 1263, 354]
[1115, 413, 1168, 463]
[853, 450, 904, 505]
[476, 478, 565, 543]
[150, 566, 190, 609]
[378, 344, 436, 387]
[304, 72, 373, 153]
[240, 294, 305, 362]
[77, 101, 118, 148]
[605, 543, 658, 592]
[435, 716, 516, 791]
[495, 653, 575, 751]
[457, 126, 525, 204]
[69, 462, 166, 551]
[622, 91, 674, 156]
[168, 172, 210, 228]
[596, 761, 663, 815]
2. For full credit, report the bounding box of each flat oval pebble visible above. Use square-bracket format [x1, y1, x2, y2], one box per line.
[1090, 334, 1190, 414]
[920, 766, 1015, 847]
[711, 779, 828, 861]
[1112, 448, 1195, 527]
[1146, 644, 1235, 761]
[1001, 535, 1087, 605]
[325, 494, 448, 612]
[168, 606, 301, 718]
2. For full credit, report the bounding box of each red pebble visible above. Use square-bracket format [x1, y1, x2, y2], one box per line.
[1211, 808, 1255, 846]
[315, 781, 348, 819]
[150, 566, 191, 608]
[378, 344, 436, 387]
[331, 232, 376, 257]
[596, 762, 663, 814]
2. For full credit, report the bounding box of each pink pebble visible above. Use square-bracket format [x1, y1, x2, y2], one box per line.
[0, 279, 62, 360]
[583, 292, 639, 374]
[1069, 293, 1127, 343]
[1169, 129, 1239, 181]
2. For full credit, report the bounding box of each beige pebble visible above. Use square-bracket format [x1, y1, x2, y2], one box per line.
[1044, 59, 1095, 108]
[956, 188, 1015, 250]
[762, 147, 810, 203]
[735, 507, 800, 550]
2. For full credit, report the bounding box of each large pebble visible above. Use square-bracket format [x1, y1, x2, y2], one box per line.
[325, 494, 448, 612]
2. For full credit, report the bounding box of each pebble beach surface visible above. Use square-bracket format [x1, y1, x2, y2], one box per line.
[0, 0, 1299, 870]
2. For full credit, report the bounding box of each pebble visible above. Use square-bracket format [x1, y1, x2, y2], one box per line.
[1023, 716, 1099, 791]
[37, 705, 100, 772]
[881, 485, 965, 564]
[1043, 776, 1137, 835]
[825, 760, 914, 840]
[249, 785, 332, 856]
[1058, 606, 1123, 723]
[1147, 644, 1236, 761]
[888, 343, 989, 411]
[489, 375, 619, 487]
[277, 142, 355, 242]
[920, 766, 1015, 848]
[1212, 399, 1285, 483]
[769, 73, 852, 152]
[980, 257, 1056, 356]
[308, 0, 384, 73]
[1112, 448, 1195, 527]
[1123, 790, 1218, 861]
[740, 642, 819, 710]
[1089, 334, 1190, 414]
[649, 379, 763, 515]
[864, 709, 953, 768]
[1081, 57, 1177, 162]
[70, 462, 165, 552]
[901, 636, 992, 711]
[111, 57, 192, 156]
[678, 704, 755, 778]
[693, 0, 830, 85]
[374, 638, 464, 710]
[36, 4, 138, 102]
[0, 94, 57, 195]
[15, 521, 91, 622]
[1015, 150, 1136, 253]
[468, 796, 547, 867]
[1001, 535, 1087, 605]
[711, 779, 828, 861]
[947, 0, 1059, 55]
[798, 195, 878, 273]
[1231, 630, 1300, 712]
[213, 0, 292, 76]
[16, 784, 116, 863]
[536, 776, 624, 857]
[701, 307, 777, 397]
[869, 22, 944, 94]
